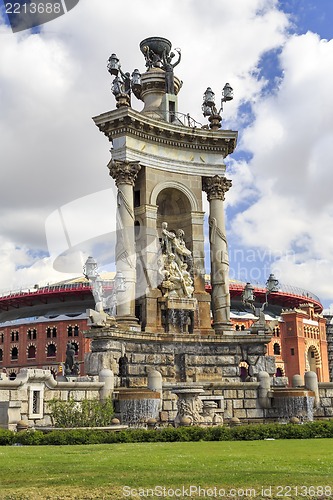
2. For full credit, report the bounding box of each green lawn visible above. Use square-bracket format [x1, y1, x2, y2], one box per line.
[0, 439, 332, 499]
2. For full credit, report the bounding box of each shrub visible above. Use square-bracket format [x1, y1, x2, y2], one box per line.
[14, 430, 44, 446]
[0, 429, 15, 446]
[2, 419, 333, 446]
[47, 397, 114, 428]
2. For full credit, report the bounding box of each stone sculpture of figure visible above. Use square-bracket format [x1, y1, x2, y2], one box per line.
[160, 223, 194, 299]
[90, 278, 104, 313]
[162, 48, 181, 94]
[161, 221, 175, 255]
[65, 342, 75, 374]
[161, 254, 193, 299]
[173, 228, 192, 270]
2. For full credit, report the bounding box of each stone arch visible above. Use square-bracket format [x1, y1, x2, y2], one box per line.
[305, 343, 321, 372]
[46, 342, 57, 358]
[10, 345, 18, 360]
[239, 360, 250, 382]
[150, 180, 199, 212]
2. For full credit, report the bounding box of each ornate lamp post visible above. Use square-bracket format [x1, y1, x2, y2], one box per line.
[107, 53, 142, 106]
[241, 282, 256, 315]
[83, 256, 126, 326]
[242, 275, 279, 334]
[202, 83, 234, 129]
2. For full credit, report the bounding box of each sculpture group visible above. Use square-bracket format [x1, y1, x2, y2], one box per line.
[159, 222, 194, 299]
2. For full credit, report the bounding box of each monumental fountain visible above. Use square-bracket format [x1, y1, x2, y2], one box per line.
[82, 36, 323, 426]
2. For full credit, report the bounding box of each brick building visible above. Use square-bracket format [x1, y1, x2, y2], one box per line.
[0, 314, 90, 379]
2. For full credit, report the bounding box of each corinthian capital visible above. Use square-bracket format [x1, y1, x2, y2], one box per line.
[108, 160, 141, 186]
[202, 176, 232, 201]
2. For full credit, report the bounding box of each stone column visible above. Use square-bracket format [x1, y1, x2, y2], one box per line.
[203, 175, 232, 333]
[108, 160, 141, 326]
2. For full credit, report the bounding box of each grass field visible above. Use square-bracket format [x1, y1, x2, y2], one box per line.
[0, 439, 332, 499]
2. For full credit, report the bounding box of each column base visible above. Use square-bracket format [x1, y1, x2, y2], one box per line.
[213, 321, 234, 335]
[116, 315, 141, 332]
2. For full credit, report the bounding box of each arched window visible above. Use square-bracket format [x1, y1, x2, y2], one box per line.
[47, 344, 56, 357]
[11, 346, 18, 360]
[276, 367, 283, 377]
[273, 343, 281, 355]
[11, 331, 19, 342]
[240, 366, 248, 382]
[27, 329, 37, 340]
[27, 345, 36, 359]
[67, 326, 73, 337]
[239, 361, 250, 382]
[9, 372, 17, 380]
[74, 325, 79, 337]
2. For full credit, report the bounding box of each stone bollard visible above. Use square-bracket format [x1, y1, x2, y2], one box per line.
[229, 417, 241, 427]
[147, 369, 162, 393]
[258, 371, 272, 409]
[304, 371, 320, 407]
[16, 420, 29, 432]
[292, 374, 304, 388]
[99, 369, 114, 400]
[147, 418, 157, 430]
[147, 369, 162, 410]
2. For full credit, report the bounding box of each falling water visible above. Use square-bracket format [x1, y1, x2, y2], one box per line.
[119, 398, 160, 427]
[274, 395, 314, 422]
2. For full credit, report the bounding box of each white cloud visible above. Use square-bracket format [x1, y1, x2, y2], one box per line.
[233, 31, 333, 302]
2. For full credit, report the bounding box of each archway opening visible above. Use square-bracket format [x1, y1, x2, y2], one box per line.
[156, 187, 193, 250]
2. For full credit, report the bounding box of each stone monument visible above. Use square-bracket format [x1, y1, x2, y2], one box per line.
[85, 36, 275, 390]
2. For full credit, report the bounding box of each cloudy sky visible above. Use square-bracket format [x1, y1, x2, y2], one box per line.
[0, 0, 333, 309]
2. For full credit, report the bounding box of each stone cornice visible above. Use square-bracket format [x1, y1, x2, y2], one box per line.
[85, 327, 271, 345]
[93, 107, 238, 157]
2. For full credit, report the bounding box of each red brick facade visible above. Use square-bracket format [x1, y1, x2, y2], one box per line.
[0, 317, 90, 379]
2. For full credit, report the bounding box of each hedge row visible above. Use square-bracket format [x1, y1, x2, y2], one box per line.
[1, 420, 333, 446]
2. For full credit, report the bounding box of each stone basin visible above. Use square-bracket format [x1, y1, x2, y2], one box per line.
[273, 388, 315, 398]
[114, 388, 161, 426]
[272, 387, 315, 422]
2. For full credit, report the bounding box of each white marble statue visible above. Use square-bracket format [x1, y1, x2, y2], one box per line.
[160, 223, 194, 299]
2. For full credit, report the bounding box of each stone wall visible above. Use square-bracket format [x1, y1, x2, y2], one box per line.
[85, 328, 275, 387]
[316, 384, 333, 419]
[325, 315, 333, 382]
[0, 368, 103, 430]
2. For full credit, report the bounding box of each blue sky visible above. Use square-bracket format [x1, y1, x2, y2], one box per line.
[0, 0, 333, 310]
